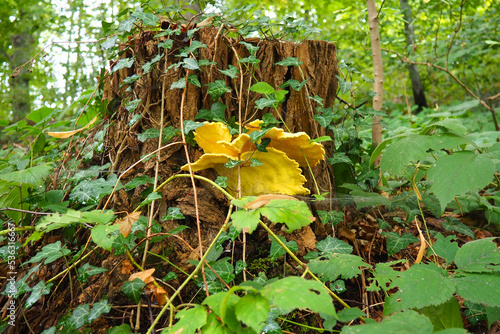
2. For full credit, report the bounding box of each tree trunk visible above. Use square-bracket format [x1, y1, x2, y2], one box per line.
[400, 0, 428, 112]
[367, 0, 384, 166]
[9, 31, 33, 123]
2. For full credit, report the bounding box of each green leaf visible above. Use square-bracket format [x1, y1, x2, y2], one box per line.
[250, 82, 275, 94]
[132, 12, 158, 26]
[91, 224, 120, 251]
[432, 118, 468, 135]
[309, 253, 368, 281]
[183, 120, 203, 134]
[314, 107, 335, 128]
[78, 263, 108, 283]
[26, 107, 54, 123]
[26, 241, 71, 265]
[380, 134, 434, 176]
[328, 152, 353, 165]
[187, 74, 201, 87]
[280, 79, 308, 91]
[275, 57, 303, 67]
[203, 292, 241, 332]
[231, 209, 261, 233]
[182, 57, 199, 70]
[163, 305, 207, 334]
[451, 273, 500, 307]
[239, 41, 259, 54]
[441, 217, 475, 239]
[163, 207, 185, 220]
[107, 324, 133, 334]
[121, 279, 145, 303]
[206, 80, 231, 101]
[309, 95, 324, 106]
[111, 58, 134, 73]
[427, 152, 495, 209]
[235, 293, 270, 333]
[367, 260, 406, 293]
[170, 78, 186, 89]
[417, 298, 463, 331]
[316, 236, 352, 254]
[88, 299, 112, 323]
[255, 97, 278, 109]
[36, 209, 82, 233]
[195, 102, 226, 122]
[270, 235, 298, 259]
[25, 281, 53, 308]
[430, 233, 458, 264]
[312, 135, 332, 143]
[123, 74, 141, 86]
[250, 158, 263, 167]
[317, 210, 344, 226]
[261, 276, 336, 316]
[219, 65, 239, 78]
[224, 158, 242, 169]
[1, 165, 52, 187]
[454, 238, 500, 273]
[382, 232, 419, 256]
[384, 263, 455, 314]
[139, 191, 162, 207]
[68, 304, 90, 329]
[336, 75, 352, 94]
[341, 310, 433, 334]
[337, 308, 367, 322]
[124, 175, 154, 189]
[125, 99, 141, 112]
[259, 199, 314, 232]
[215, 176, 228, 188]
[101, 35, 118, 50]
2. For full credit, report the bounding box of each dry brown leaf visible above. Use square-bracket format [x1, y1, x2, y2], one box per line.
[121, 260, 134, 275]
[244, 194, 298, 210]
[129, 268, 155, 284]
[114, 212, 141, 237]
[153, 286, 168, 306]
[47, 116, 98, 138]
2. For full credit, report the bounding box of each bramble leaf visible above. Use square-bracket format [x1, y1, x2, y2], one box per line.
[163, 305, 207, 334]
[454, 238, 500, 273]
[235, 293, 270, 333]
[309, 253, 368, 281]
[342, 310, 434, 334]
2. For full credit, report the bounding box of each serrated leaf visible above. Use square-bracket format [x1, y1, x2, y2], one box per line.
[235, 293, 269, 333]
[384, 263, 455, 314]
[452, 273, 500, 307]
[68, 304, 90, 329]
[430, 233, 458, 264]
[337, 308, 367, 322]
[259, 199, 314, 232]
[317, 236, 353, 254]
[25, 281, 53, 308]
[342, 310, 433, 334]
[428, 152, 495, 209]
[163, 305, 207, 334]
[121, 279, 145, 303]
[433, 118, 467, 135]
[381, 135, 434, 176]
[88, 299, 112, 323]
[441, 217, 475, 239]
[417, 297, 463, 331]
[1, 164, 52, 187]
[270, 235, 298, 259]
[382, 232, 419, 256]
[195, 102, 226, 122]
[231, 209, 260, 233]
[206, 80, 231, 101]
[454, 238, 500, 273]
[261, 276, 336, 316]
[91, 224, 120, 251]
[309, 253, 368, 281]
[26, 241, 71, 265]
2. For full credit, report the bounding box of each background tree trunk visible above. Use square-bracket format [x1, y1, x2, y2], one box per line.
[9, 30, 33, 123]
[400, 0, 428, 112]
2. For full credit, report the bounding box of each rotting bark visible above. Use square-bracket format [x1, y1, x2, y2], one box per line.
[100, 26, 338, 274]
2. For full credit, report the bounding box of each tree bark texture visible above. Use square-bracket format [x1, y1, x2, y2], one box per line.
[9, 31, 33, 122]
[400, 0, 428, 112]
[367, 0, 384, 165]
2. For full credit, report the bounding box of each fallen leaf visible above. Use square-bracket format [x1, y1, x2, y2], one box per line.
[114, 212, 141, 237]
[47, 116, 98, 138]
[129, 268, 155, 285]
[121, 260, 134, 275]
[154, 286, 169, 306]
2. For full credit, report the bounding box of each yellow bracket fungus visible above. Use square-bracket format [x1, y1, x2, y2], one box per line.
[181, 120, 325, 196]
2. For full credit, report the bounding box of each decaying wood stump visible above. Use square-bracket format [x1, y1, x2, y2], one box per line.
[101, 26, 338, 265]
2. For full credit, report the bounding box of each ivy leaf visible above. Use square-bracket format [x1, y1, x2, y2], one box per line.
[170, 78, 186, 89]
[255, 138, 271, 152]
[163, 207, 185, 220]
[224, 158, 242, 169]
[111, 58, 134, 73]
[234, 293, 270, 333]
[124, 175, 155, 189]
[336, 75, 353, 94]
[121, 279, 145, 303]
[317, 210, 344, 226]
[26, 241, 71, 265]
[118, 17, 135, 32]
[219, 65, 239, 78]
[182, 57, 199, 70]
[68, 304, 90, 329]
[270, 235, 298, 259]
[259, 199, 314, 232]
[25, 281, 53, 308]
[239, 41, 259, 55]
[367, 260, 406, 293]
[428, 152, 495, 209]
[454, 238, 500, 273]
[280, 79, 308, 91]
[275, 57, 303, 67]
[250, 158, 263, 167]
[382, 232, 419, 256]
[215, 176, 228, 188]
[91, 224, 120, 251]
[101, 35, 118, 50]
[328, 152, 353, 165]
[139, 191, 162, 207]
[384, 263, 456, 314]
[206, 80, 231, 101]
[308, 95, 324, 106]
[88, 299, 112, 323]
[195, 102, 226, 122]
[188, 74, 201, 87]
[441, 217, 475, 239]
[1, 164, 52, 187]
[250, 82, 275, 95]
[36, 209, 82, 233]
[255, 97, 278, 109]
[261, 276, 336, 316]
[308, 253, 368, 281]
[158, 39, 173, 50]
[132, 12, 158, 26]
[316, 236, 352, 254]
[78, 263, 108, 283]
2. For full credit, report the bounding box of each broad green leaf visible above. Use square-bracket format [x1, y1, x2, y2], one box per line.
[430, 233, 458, 264]
[182, 57, 199, 70]
[139, 191, 162, 207]
[111, 58, 134, 73]
[454, 238, 500, 273]
[187, 74, 201, 87]
[380, 134, 433, 176]
[107, 324, 133, 334]
[25, 281, 53, 308]
[261, 276, 336, 316]
[275, 57, 303, 67]
[486, 306, 500, 329]
[270, 235, 298, 259]
[132, 12, 158, 26]
[205, 258, 234, 283]
[280, 79, 308, 91]
[121, 279, 145, 304]
[124, 175, 154, 189]
[36, 209, 82, 233]
[336, 75, 352, 94]
[451, 273, 500, 307]
[202, 291, 241, 331]
[195, 102, 226, 122]
[123, 74, 141, 86]
[316, 236, 353, 254]
[367, 260, 406, 293]
[342, 310, 433, 334]
[91, 224, 120, 251]
[382, 232, 419, 256]
[68, 304, 90, 329]
[328, 152, 353, 165]
[317, 210, 344, 226]
[384, 263, 456, 314]
[26, 241, 71, 265]
[314, 107, 335, 128]
[417, 298, 463, 331]
[163, 305, 207, 334]
[206, 80, 231, 101]
[0, 165, 52, 187]
[230, 209, 261, 233]
[259, 199, 314, 232]
[427, 152, 495, 209]
[432, 118, 467, 135]
[88, 299, 112, 323]
[170, 78, 186, 89]
[239, 41, 259, 54]
[441, 217, 475, 239]
[183, 120, 203, 134]
[308, 253, 368, 281]
[78, 263, 108, 283]
[250, 82, 275, 94]
[337, 308, 367, 322]
[26, 107, 54, 123]
[235, 293, 270, 333]
[101, 35, 118, 50]
[255, 97, 278, 109]
[219, 65, 239, 78]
